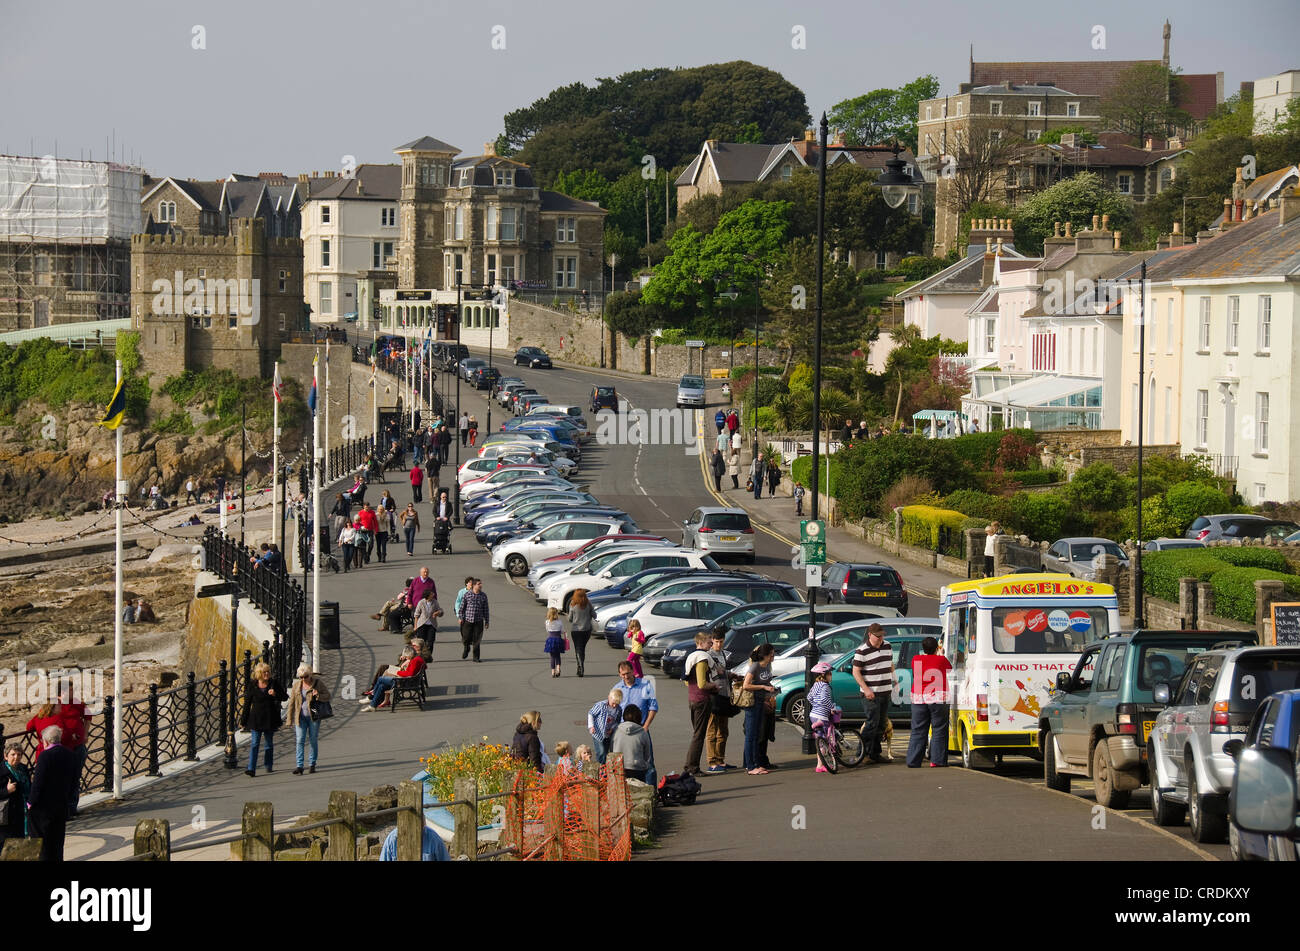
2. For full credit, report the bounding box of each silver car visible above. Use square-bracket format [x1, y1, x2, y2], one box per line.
[1149, 645, 1300, 842]
[682, 506, 755, 563]
[1041, 537, 1129, 580]
[675, 375, 706, 408]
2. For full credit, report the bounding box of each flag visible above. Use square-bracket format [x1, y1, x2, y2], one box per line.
[325, 337, 331, 365]
[272, 363, 282, 403]
[308, 353, 318, 416]
[99, 377, 126, 430]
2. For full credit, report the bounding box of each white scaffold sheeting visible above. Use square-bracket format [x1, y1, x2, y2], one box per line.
[0, 155, 141, 241]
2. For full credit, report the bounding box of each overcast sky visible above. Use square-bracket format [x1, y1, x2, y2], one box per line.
[2, 0, 1296, 179]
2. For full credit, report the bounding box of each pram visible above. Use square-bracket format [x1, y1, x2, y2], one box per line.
[432, 517, 452, 554]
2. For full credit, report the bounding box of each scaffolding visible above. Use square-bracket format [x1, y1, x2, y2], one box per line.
[0, 155, 141, 330]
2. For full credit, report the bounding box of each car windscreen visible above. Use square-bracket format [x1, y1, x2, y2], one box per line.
[596, 387, 615, 397]
[990, 606, 1107, 654]
[1135, 642, 1213, 689]
[1229, 654, 1300, 712]
[1069, 542, 1125, 561]
[679, 377, 704, 388]
[848, 568, 895, 586]
[703, 513, 751, 531]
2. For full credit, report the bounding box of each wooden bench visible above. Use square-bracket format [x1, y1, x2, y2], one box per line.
[390, 668, 427, 712]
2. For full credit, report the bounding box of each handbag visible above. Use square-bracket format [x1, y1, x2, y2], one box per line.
[309, 697, 334, 720]
[745, 478, 754, 491]
[563, 636, 570, 651]
[731, 682, 755, 708]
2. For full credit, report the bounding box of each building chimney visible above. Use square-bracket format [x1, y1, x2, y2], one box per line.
[356, 179, 365, 196]
[832, 130, 846, 147]
[707, 139, 719, 151]
[1280, 188, 1300, 227]
[483, 141, 497, 157]
[1144, 137, 1154, 151]
[804, 129, 816, 143]
[1053, 221, 1062, 237]
[1221, 197, 1236, 230]
[982, 244, 997, 286]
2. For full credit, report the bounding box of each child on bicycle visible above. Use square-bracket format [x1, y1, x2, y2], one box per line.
[807, 661, 835, 774]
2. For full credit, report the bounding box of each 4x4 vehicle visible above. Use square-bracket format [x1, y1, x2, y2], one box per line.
[591, 385, 619, 413]
[1149, 643, 1298, 841]
[823, 562, 908, 614]
[1039, 630, 1257, 810]
[472, 366, 501, 390]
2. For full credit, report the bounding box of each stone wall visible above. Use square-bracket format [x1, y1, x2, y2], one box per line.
[506, 298, 607, 367]
[179, 572, 276, 678]
[1077, 444, 1182, 470]
[652, 344, 782, 380]
[279, 343, 379, 448]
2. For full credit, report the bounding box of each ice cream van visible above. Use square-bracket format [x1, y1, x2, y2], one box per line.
[939, 574, 1118, 769]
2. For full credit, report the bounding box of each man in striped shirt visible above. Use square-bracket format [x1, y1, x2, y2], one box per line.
[851, 623, 895, 764]
[460, 579, 489, 662]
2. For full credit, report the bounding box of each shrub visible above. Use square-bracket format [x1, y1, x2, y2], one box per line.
[744, 406, 777, 431]
[895, 256, 950, 280]
[995, 430, 1039, 470]
[1205, 547, 1291, 571]
[1141, 551, 1223, 603]
[943, 488, 1013, 525]
[1142, 548, 1300, 621]
[1009, 491, 1074, 541]
[900, 504, 969, 556]
[950, 430, 1034, 470]
[151, 411, 195, 436]
[1063, 463, 1130, 513]
[883, 475, 937, 518]
[1164, 481, 1231, 534]
[788, 363, 814, 393]
[1209, 567, 1300, 624]
[983, 468, 1061, 488]
[833, 435, 973, 522]
[790, 454, 841, 495]
[420, 742, 530, 827]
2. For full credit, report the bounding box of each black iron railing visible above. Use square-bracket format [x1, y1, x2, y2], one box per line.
[327, 436, 376, 484]
[202, 528, 306, 689]
[0, 653, 255, 794]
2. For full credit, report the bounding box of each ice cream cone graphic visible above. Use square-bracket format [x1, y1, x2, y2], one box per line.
[999, 684, 1039, 719]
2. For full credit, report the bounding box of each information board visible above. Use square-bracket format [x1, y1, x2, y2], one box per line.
[1270, 602, 1300, 646]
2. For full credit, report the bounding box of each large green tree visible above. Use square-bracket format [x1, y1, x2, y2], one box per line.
[760, 237, 872, 370]
[1098, 64, 1191, 144]
[1012, 171, 1135, 254]
[828, 75, 939, 152]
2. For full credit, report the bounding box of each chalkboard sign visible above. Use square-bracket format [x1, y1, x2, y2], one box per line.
[1270, 602, 1300, 646]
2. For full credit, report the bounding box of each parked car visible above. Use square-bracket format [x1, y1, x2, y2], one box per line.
[472, 366, 501, 390]
[822, 562, 908, 614]
[662, 620, 826, 680]
[1149, 644, 1299, 841]
[514, 346, 552, 368]
[626, 600, 808, 651]
[458, 358, 487, 381]
[591, 385, 619, 413]
[508, 388, 540, 412]
[624, 594, 746, 642]
[1041, 537, 1131, 580]
[545, 548, 722, 610]
[772, 630, 933, 727]
[493, 375, 523, 399]
[1186, 514, 1300, 543]
[675, 374, 706, 409]
[531, 542, 690, 601]
[526, 538, 675, 590]
[681, 506, 755, 563]
[751, 603, 903, 626]
[490, 518, 635, 577]
[612, 576, 802, 653]
[1144, 538, 1207, 552]
[498, 380, 529, 406]
[1224, 688, 1300, 861]
[459, 467, 567, 502]
[736, 617, 942, 681]
[479, 506, 634, 547]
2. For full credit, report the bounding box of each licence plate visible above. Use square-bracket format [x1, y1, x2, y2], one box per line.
[863, 591, 887, 597]
[1142, 720, 1155, 742]
[720, 535, 738, 542]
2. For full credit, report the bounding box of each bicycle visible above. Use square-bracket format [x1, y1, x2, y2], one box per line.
[810, 705, 865, 773]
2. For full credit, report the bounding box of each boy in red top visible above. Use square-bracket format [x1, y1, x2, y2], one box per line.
[354, 502, 380, 565]
[57, 687, 90, 816]
[906, 636, 952, 768]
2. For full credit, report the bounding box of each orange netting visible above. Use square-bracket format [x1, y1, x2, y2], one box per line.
[501, 758, 632, 861]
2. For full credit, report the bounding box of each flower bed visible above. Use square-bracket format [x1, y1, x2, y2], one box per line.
[419, 740, 528, 829]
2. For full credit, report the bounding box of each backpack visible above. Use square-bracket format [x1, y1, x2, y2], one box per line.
[656, 772, 701, 806]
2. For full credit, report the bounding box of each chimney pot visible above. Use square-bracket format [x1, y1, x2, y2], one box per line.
[1172, 221, 1180, 234]
[1113, 231, 1121, 250]
[1144, 137, 1153, 151]
[1054, 221, 1061, 237]
[1064, 222, 1072, 238]
[1235, 167, 1244, 183]
[1091, 215, 1100, 231]
[1101, 213, 1110, 230]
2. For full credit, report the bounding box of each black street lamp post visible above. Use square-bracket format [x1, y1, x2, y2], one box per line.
[1134, 258, 1147, 627]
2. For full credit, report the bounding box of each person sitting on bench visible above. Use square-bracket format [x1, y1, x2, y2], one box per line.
[360, 648, 424, 711]
[372, 580, 415, 631]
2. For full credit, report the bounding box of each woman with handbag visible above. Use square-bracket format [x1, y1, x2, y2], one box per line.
[287, 663, 331, 775]
[241, 662, 286, 777]
[740, 644, 779, 775]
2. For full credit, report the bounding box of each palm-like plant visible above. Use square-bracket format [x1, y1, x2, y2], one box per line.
[769, 392, 806, 431]
[814, 387, 856, 441]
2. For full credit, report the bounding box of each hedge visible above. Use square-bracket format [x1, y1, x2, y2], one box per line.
[979, 468, 1062, 487]
[900, 504, 969, 557]
[1141, 548, 1300, 623]
[943, 489, 1014, 526]
[791, 454, 841, 495]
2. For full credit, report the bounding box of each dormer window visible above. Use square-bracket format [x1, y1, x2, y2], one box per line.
[458, 169, 471, 187]
[495, 168, 514, 187]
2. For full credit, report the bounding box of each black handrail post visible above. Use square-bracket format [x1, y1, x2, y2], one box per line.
[218, 660, 229, 760]
[146, 683, 162, 777]
[101, 695, 116, 793]
[184, 672, 198, 761]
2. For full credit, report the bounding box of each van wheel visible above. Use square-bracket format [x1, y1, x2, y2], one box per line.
[1187, 762, 1227, 843]
[960, 726, 988, 770]
[1148, 742, 1185, 826]
[1043, 731, 1071, 792]
[1092, 741, 1131, 809]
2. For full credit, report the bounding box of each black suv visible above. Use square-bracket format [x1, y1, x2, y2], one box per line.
[591, 385, 619, 413]
[823, 562, 908, 614]
[472, 366, 501, 390]
[514, 347, 552, 368]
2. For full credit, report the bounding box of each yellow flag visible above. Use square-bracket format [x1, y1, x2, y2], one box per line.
[99, 378, 126, 430]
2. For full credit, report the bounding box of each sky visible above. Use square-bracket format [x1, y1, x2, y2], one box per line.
[1, 0, 1297, 179]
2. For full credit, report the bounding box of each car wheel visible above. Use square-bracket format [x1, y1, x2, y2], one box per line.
[1228, 823, 1253, 862]
[786, 690, 807, 729]
[1043, 730, 1071, 792]
[1092, 740, 1131, 809]
[1187, 759, 1227, 843]
[1148, 742, 1186, 826]
[504, 554, 528, 577]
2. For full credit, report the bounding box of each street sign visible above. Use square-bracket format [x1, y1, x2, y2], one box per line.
[685, 340, 705, 348]
[197, 582, 237, 599]
[805, 564, 823, 588]
[800, 519, 826, 565]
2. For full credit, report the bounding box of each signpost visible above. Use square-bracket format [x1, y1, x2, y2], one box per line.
[800, 519, 827, 566]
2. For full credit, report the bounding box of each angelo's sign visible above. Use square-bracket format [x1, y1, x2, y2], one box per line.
[995, 581, 1098, 597]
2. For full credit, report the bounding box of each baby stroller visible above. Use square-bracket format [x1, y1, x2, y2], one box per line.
[432, 517, 452, 554]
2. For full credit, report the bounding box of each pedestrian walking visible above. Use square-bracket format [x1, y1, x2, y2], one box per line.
[510, 711, 544, 772]
[374, 505, 392, 563]
[705, 628, 739, 773]
[741, 643, 779, 775]
[610, 705, 652, 782]
[426, 452, 441, 498]
[185, 477, 197, 504]
[2, 743, 31, 850]
[906, 636, 953, 768]
[27, 726, 77, 860]
[625, 619, 646, 678]
[714, 409, 726, 434]
[287, 663, 331, 775]
[459, 411, 469, 447]
[400, 503, 421, 556]
[749, 452, 764, 499]
[851, 623, 895, 764]
[459, 578, 489, 661]
[681, 631, 715, 776]
[410, 462, 424, 504]
[766, 459, 780, 497]
[467, 415, 479, 447]
[727, 448, 740, 489]
[715, 429, 729, 455]
[587, 688, 624, 764]
[543, 606, 567, 677]
[412, 588, 443, 646]
[241, 662, 285, 777]
[726, 409, 739, 436]
[711, 449, 725, 492]
[567, 588, 594, 678]
[983, 522, 1001, 577]
[338, 523, 358, 572]
[794, 483, 806, 517]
